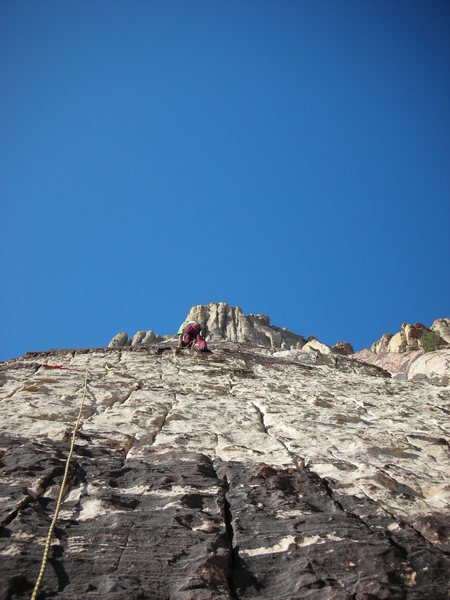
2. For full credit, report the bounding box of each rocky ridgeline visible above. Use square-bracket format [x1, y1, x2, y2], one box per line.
[354, 318, 450, 385]
[109, 303, 450, 384]
[109, 301, 353, 353]
[1, 340, 449, 598]
[370, 319, 450, 354]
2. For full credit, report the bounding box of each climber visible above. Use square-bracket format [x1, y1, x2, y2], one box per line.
[177, 318, 208, 351]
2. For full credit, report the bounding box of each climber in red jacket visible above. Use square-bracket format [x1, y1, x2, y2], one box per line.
[177, 319, 208, 351]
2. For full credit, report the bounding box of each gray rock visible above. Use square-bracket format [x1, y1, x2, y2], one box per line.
[370, 332, 392, 353]
[408, 349, 450, 385]
[431, 318, 450, 345]
[0, 341, 449, 598]
[108, 332, 129, 348]
[186, 302, 306, 349]
[369, 319, 449, 355]
[131, 330, 146, 346]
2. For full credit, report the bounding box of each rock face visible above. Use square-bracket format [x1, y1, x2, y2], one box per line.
[108, 301, 307, 349]
[352, 349, 424, 377]
[358, 318, 450, 384]
[432, 318, 450, 345]
[408, 349, 450, 385]
[109, 330, 162, 348]
[109, 303, 358, 355]
[331, 341, 354, 356]
[184, 302, 307, 349]
[370, 320, 448, 354]
[1, 341, 449, 599]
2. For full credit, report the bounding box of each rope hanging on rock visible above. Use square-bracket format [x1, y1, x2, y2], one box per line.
[30, 368, 89, 600]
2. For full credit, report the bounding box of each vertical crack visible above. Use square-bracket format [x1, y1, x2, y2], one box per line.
[251, 401, 305, 470]
[251, 402, 268, 434]
[221, 475, 239, 600]
[317, 471, 422, 573]
[148, 394, 175, 446]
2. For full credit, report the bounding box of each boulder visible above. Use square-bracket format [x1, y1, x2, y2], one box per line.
[332, 341, 354, 355]
[388, 331, 406, 353]
[302, 338, 331, 354]
[405, 322, 427, 347]
[431, 318, 450, 345]
[131, 331, 146, 346]
[108, 332, 129, 348]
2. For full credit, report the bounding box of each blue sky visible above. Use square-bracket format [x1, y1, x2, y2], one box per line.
[1, 0, 449, 360]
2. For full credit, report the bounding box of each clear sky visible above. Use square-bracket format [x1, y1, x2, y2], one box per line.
[1, 1, 449, 360]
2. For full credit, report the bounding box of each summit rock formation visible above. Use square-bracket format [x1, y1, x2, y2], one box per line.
[1, 328, 449, 598]
[108, 302, 357, 353]
[109, 303, 449, 385]
[109, 302, 308, 350]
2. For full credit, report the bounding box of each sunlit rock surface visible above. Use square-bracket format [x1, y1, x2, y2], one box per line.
[1, 341, 449, 598]
[370, 320, 449, 355]
[432, 318, 450, 345]
[353, 349, 423, 375]
[109, 302, 307, 350]
[408, 349, 450, 384]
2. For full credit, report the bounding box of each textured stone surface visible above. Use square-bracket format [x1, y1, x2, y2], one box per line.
[331, 341, 354, 356]
[388, 331, 407, 353]
[352, 349, 450, 385]
[370, 320, 449, 355]
[432, 318, 450, 345]
[186, 302, 307, 349]
[302, 338, 332, 354]
[404, 323, 428, 347]
[108, 332, 130, 348]
[1, 342, 449, 598]
[408, 349, 450, 385]
[353, 349, 423, 375]
[110, 303, 308, 350]
[370, 333, 393, 353]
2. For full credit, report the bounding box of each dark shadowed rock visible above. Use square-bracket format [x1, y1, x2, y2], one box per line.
[331, 341, 354, 355]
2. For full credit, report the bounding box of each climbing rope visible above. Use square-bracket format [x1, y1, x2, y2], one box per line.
[30, 369, 89, 600]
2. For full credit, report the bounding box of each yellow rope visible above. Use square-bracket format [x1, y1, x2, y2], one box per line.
[31, 369, 89, 600]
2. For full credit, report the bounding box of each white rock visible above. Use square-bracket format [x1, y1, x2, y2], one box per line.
[408, 349, 450, 385]
[108, 332, 129, 347]
[302, 339, 331, 354]
[431, 318, 450, 345]
[131, 331, 146, 346]
[370, 333, 392, 354]
[388, 331, 406, 353]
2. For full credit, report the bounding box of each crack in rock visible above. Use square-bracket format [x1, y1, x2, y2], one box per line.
[216, 468, 239, 600]
[250, 402, 268, 435]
